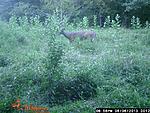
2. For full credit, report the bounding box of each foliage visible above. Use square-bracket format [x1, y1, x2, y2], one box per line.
[93, 15, 97, 27]
[0, 0, 150, 26]
[111, 14, 121, 28]
[131, 16, 142, 29]
[136, 17, 142, 28]
[102, 56, 149, 86]
[145, 21, 150, 29]
[0, 55, 11, 67]
[41, 75, 97, 106]
[82, 16, 89, 28]
[104, 16, 111, 28]
[0, 99, 15, 113]
[0, 14, 150, 113]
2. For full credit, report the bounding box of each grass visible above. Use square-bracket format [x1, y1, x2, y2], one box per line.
[0, 17, 150, 113]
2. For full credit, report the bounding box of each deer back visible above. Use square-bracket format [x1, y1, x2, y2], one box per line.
[60, 29, 96, 42]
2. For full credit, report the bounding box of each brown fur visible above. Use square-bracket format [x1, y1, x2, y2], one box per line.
[60, 29, 96, 43]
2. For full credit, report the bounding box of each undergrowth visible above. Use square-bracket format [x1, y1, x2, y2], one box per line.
[0, 15, 150, 113]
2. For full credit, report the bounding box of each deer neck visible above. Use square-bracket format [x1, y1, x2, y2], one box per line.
[62, 31, 71, 40]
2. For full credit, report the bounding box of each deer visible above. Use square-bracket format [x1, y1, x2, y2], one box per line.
[60, 28, 96, 43]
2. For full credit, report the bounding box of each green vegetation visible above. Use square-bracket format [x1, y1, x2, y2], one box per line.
[1, 0, 150, 26]
[0, 15, 150, 113]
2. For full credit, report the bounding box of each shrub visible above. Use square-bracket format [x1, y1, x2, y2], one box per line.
[135, 17, 142, 29]
[0, 98, 15, 113]
[77, 16, 89, 28]
[40, 39, 98, 105]
[104, 16, 111, 28]
[131, 16, 141, 29]
[93, 15, 97, 27]
[82, 16, 89, 28]
[46, 75, 97, 106]
[145, 21, 150, 29]
[60, 75, 96, 100]
[39, 34, 65, 105]
[131, 16, 136, 29]
[0, 55, 11, 67]
[111, 14, 121, 28]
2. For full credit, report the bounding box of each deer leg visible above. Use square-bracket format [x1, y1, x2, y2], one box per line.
[69, 40, 73, 43]
[90, 37, 94, 42]
[80, 37, 84, 41]
[69, 37, 75, 43]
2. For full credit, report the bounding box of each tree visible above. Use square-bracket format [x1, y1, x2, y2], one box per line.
[1, 0, 149, 26]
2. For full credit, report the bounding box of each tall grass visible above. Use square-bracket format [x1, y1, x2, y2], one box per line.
[0, 14, 150, 113]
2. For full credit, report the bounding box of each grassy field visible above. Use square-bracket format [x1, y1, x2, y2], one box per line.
[0, 17, 150, 113]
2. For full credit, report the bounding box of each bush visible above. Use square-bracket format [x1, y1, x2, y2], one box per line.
[39, 34, 97, 106]
[131, 16, 142, 29]
[0, 98, 15, 113]
[104, 16, 111, 28]
[82, 16, 89, 28]
[44, 75, 97, 106]
[93, 15, 97, 27]
[111, 14, 121, 28]
[145, 21, 150, 29]
[0, 55, 11, 67]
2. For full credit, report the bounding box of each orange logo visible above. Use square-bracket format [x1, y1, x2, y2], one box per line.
[12, 99, 50, 113]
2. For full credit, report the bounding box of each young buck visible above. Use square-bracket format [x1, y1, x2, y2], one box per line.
[60, 28, 96, 43]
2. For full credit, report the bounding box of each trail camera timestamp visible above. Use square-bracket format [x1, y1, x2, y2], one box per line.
[96, 108, 150, 113]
